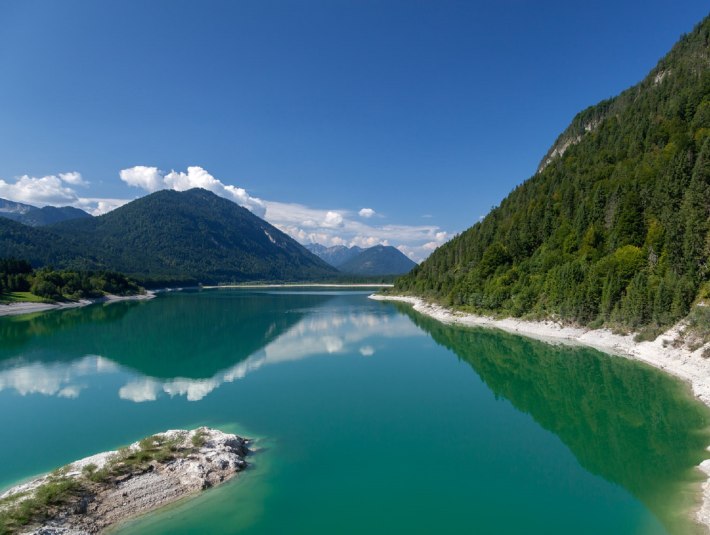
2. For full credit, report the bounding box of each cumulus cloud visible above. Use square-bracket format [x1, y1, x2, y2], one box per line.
[358, 208, 375, 218]
[322, 211, 344, 228]
[119, 165, 266, 217]
[77, 198, 131, 215]
[0, 172, 128, 216]
[58, 172, 88, 187]
[0, 173, 84, 206]
[119, 166, 163, 192]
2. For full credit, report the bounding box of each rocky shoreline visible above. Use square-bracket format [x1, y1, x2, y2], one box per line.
[0, 292, 156, 318]
[371, 294, 710, 533]
[0, 428, 249, 535]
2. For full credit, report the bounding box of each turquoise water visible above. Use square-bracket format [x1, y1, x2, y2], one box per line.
[0, 289, 708, 534]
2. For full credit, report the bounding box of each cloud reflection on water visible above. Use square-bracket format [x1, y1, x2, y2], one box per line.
[0, 355, 117, 398]
[0, 309, 421, 403]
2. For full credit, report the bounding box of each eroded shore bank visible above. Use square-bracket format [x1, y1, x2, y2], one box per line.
[370, 294, 710, 532]
[0, 428, 249, 535]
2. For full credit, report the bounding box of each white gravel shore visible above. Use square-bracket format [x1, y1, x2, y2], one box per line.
[0, 292, 155, 318]
[370, 293, 710, 531]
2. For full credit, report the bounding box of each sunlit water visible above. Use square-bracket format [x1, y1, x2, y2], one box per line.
[0, 289, 708, 534]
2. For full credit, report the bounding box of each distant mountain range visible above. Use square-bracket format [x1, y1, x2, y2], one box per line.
[0, 189, 418, 282]
[0, 198, 91, 226]
[306, 244, 363, 267]
[0, 189, 337, 284]
[308, 243, 417, 276]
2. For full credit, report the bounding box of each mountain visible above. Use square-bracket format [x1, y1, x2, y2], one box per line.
[0, 189, 338, 283]
[338, 245, 417, 276]
[0, 217, 88, 267]
[0, 198, 91, 226]
[395, 15, 710, 332]
[306, 244, 363, 267]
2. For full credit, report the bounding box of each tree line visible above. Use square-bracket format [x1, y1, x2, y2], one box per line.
[0, 258, 142, 301]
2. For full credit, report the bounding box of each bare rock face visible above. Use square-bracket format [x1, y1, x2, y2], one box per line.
[5, 428, 249, 535]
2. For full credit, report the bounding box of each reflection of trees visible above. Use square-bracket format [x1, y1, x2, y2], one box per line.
[398, 304, 710, 534]
[0, 291, 334, 379]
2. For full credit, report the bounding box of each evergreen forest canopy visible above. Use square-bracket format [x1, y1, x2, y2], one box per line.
[395, 15, 710, 333]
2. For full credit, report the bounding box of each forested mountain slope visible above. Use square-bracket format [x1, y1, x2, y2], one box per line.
[0, 189, 338, 283]
[395, 15, 710, 331]
[0, 198, 91, 226]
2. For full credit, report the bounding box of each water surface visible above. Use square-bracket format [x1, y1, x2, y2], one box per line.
[0, 289, 708, 534]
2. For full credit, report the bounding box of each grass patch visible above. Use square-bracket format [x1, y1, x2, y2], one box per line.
[685, 305, 710, 348]
[0, 292, 54, 305]
[0, 476, 82, 534]
[634, 324, 664, 342]
[191, 429, 208, 448]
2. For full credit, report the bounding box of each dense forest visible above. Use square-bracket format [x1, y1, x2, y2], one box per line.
[395, 15, 710, 334]
[0, 258, 142, 302]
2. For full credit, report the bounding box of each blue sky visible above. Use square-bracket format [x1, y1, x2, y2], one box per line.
[0, 1, 707, 260]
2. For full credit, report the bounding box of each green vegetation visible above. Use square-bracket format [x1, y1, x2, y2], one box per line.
[0, 189, 338, 284]
[395, 16, 710, 332]
[191, 429, 209, 448]
[86, 434, 185, 484]
[0, 258, 142, 303]
[0, 432, 208, 534]
[0, 475, 81, 534]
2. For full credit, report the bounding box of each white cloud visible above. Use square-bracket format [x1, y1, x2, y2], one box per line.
[262, 198, 451, 262]
[358, 208, 375, 218]
[119, 165, 266, 217]
[322, 211, 344, 228]
[0, 173, 82, 206]
[0, 172, 127, 216]
[59, 172, 88, 187]
[119, 166, 163, 192]
[78, 198, 131, 215]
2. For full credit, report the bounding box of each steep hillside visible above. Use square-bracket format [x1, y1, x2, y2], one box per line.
[395, 15, 710, 331]
[1, 189, 338, 283]
[339, 245, 417, 276]
[0, 198, 91, 226]
[0, 217, 89, 267]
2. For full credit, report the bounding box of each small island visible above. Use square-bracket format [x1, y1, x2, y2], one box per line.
[0, 428, 250, 535]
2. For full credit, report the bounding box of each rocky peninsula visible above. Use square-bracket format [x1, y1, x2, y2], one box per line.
[0, 428, 249, 534]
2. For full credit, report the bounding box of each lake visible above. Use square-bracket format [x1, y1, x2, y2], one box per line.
[0, 289, 708, 534]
